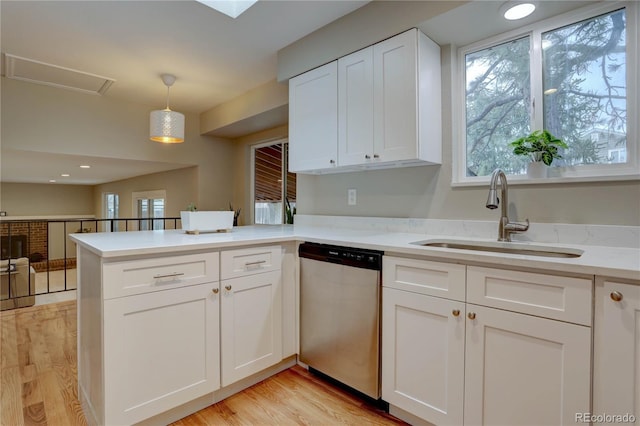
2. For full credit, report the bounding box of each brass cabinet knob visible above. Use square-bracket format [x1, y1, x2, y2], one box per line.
[610, 291, 623, 302]
[225, 285, 232, 291]
[468, 312, 476, 320]
[452, 309, 460, 317]
[212, 288, 219, 294]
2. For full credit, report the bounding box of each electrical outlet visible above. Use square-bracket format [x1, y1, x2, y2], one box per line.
[347, 189, 357, 206]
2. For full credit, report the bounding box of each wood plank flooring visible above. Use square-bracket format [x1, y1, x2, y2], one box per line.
[1, 301, 405, 426]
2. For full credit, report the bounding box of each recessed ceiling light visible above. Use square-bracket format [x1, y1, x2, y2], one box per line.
[500, 1, 536, 20]
[49, 179, 56, 183]
[61, 173, 70, 177]
[80, 165, 91, 169]
[195, 0, 258, 19]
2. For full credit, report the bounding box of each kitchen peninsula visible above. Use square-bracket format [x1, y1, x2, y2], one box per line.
[71, 216, 640, 426]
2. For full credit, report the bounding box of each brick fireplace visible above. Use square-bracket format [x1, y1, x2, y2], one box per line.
[0, 221, 48, 262]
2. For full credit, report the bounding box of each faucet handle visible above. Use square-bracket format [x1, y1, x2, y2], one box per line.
[505, 218, 530, 233]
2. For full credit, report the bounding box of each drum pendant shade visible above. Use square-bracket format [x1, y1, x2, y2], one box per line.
[150, 74, 184, 143]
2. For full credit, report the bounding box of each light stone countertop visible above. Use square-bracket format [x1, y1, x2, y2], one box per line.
[70, 223, 640, 281]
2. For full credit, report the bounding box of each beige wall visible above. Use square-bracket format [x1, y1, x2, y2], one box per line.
[93, 166, 198, 220]
[0, 182, 94, 217]
[2, 77, 235, 211]
[277, 1, 466, 81]
[285, 20, 640, 226]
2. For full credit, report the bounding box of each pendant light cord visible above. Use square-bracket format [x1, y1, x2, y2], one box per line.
[165, 85, 171, 110]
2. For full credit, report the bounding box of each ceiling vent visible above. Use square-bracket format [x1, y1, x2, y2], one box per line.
[3, 53, 115, 95]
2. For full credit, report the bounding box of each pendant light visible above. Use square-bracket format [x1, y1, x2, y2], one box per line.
[150, 74, 185, 143]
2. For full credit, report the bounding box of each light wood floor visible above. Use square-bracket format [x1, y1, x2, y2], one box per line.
[1, 301, 405, 426]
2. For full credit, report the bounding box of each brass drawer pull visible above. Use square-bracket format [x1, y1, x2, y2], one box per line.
[245, 260, 267, 267]
[452, 309, 460, 317]
[468, 312, 476, 320]
[212, 288, 219, 294]
[225, 285, 232, 291]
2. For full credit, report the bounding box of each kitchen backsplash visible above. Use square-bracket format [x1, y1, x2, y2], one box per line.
[294, 215, 640, 249]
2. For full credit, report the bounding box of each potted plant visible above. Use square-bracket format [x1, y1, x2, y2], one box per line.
[229, 203, 241, 227]
[510, 130, 568, 178]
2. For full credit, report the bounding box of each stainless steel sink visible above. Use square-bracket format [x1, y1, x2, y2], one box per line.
[411, 239, 583, 258]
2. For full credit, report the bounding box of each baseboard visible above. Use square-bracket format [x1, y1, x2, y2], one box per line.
[389, 404, 435, 426]
[136, 355, 298, 425]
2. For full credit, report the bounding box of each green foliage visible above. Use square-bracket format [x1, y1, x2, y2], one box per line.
[228, 203, 241, 226]
[186, 202, 197, 212]
[465, 9, 626, 176]
[285, 197, 296, 225]
[510, 130, 568, 166]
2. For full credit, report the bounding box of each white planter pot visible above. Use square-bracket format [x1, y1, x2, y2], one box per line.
[180, 211, 234, 233]
[527, 161, 548, 179]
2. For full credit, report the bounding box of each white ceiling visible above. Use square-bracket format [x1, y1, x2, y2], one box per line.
[1, 149, 194, 185]
[0, 0, 368, 185]
[1, 0, 369, 114]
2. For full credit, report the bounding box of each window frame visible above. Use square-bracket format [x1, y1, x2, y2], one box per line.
[249, 138, 293, 225]
[102, 192, 119, 232]
[453, 1, 639, 186]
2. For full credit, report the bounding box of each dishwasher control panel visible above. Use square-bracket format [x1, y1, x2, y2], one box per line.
[299, 242, 383, 270]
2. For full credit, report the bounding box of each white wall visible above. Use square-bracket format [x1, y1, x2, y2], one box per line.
[93, 166, 198, 222]
[1, 77, 235, 211]
[0, 182, 94, 217]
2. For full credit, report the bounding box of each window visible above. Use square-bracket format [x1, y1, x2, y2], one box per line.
[103, 193, 119, 232]
[132, 190, 166, 230]
[252, 140, 296, 225]
[456, 3, 638, 184]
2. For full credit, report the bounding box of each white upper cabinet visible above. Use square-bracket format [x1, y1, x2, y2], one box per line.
[292, 28, 441, 174]
[373, 29, 441, 166]
[288, 61, 338, 172]
[338, 48, 374, 166]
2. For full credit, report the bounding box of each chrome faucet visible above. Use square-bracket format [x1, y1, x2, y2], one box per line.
[486, 169, 529, 242]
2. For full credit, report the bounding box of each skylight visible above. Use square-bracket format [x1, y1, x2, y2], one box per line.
[195, 0, 258, 19]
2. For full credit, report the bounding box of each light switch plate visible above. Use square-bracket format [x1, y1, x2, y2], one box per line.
[348, 189, 357, 206]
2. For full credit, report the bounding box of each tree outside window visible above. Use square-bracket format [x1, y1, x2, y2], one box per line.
[463, 7, 629, 179]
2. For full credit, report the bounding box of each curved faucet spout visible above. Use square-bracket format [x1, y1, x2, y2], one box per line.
[485, 168, 528, 242]
[486, 169, 507, 210]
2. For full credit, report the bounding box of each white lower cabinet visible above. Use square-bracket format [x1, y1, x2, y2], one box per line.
[382, 287, 465, 425]
[382, 256, 593, 426]
[103, 282, 220, 426]
[593, 278, 640, 425]
[464, 304, 591, 426]
[220, 264, 282, 386]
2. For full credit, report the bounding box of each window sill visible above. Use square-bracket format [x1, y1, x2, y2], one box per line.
[451, 172, 640, 187]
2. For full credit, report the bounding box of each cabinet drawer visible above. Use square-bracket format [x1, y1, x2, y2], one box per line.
[467, 266, 592, 326]
[103, 252, 219, 299]
[221, 245, 281, 280]
[383, 256, 466, 302]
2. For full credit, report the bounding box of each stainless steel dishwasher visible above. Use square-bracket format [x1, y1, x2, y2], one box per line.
[299, 242, 383, 400]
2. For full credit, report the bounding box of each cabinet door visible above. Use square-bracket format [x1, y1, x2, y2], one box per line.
[373, 29, 418, 163]
[382, 287, 465, 425]
[103, 283, 220, 425]
[338, 47, 374, 167]
[221, 270, 282, 386]
[288, 61, 338, 172]
[464, 305, 591, 426]
[593, 279, 640, 425]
